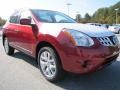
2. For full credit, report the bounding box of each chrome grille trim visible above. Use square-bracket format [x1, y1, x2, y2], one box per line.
[97, 36, 118, 46]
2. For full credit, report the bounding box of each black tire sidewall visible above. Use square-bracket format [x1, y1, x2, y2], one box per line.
[119, 30, 120, 34]
[4, 37, 14, 55]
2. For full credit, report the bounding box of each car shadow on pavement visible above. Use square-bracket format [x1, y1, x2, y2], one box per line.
[12, 51, 120, 90]
[56, 61, 120, 90]
[12, 51, 38, 69]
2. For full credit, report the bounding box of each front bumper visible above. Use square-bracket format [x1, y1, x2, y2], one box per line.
[60, 41, 120, 74]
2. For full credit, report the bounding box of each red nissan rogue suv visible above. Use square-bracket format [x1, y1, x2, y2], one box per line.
[2, 9, 120, 82]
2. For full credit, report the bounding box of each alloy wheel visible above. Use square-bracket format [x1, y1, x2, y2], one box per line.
[39, 51, 57, 78]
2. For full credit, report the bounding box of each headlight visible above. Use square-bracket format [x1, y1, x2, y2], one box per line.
[63, 29, 94, 47]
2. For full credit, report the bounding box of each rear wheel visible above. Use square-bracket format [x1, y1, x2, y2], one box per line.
[38, 47, 65, 82]
[4, 37, 14, 55]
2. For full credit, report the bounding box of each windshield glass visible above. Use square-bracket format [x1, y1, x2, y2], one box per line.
[112, 24, 120, 27]
[31, 9, 76, 23]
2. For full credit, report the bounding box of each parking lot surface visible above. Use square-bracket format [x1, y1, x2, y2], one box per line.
[0, 35, 120, 90]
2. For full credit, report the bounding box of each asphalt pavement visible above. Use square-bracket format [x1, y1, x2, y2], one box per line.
[0, 35, 120, 90]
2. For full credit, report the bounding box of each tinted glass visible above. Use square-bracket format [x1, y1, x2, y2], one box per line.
[9, 11, 20, 24]
[32, 10, 76, 23]
[20, 10, 32, 19]
[35, 11, 53, 23]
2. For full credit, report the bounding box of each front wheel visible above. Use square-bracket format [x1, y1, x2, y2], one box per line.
[118, 30, 120, 34]
[4, 37, 14, 55]
[38, 47, 65, 82]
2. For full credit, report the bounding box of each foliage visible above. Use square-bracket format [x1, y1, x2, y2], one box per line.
[75, 14, 82, 23]
[84, 13, 91, 23]
[76, 1, 120, 24]
[0, 17, 6, 26]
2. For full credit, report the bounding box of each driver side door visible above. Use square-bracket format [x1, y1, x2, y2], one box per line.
[17, 10, 38, 56]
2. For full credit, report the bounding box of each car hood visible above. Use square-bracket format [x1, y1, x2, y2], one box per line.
[39, 23, 114, 37]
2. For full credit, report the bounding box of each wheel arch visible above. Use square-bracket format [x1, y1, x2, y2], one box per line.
[36, 41, 63, 67]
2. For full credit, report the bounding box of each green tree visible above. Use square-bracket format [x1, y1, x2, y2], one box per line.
[75, 14, 82, 23]
[0, 17, 6, 26]
[84, 13, 91, 22]
[91, 1, 120, 24]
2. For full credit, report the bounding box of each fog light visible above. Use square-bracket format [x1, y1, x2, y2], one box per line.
[81, 60, 90, 68]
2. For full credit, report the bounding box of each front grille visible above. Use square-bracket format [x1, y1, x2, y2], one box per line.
[97, 36, 119, 46]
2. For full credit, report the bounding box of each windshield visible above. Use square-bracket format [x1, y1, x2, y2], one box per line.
[31, 9, 76, 23]
[112, 24, 120, 27]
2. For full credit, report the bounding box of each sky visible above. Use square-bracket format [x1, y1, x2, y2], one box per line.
[0, 0, 120, 19]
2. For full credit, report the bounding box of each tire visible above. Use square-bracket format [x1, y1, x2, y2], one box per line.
[4, 37, 14, 55]
[38, 47, 65, 82]
[118, 30, 120, 34]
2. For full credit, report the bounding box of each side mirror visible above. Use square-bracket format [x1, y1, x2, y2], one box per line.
[20, 18, 31, 25]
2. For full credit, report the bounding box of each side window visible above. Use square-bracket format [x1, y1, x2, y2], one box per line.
[9, 11, 20, 24]
[20, 10, 35, 24]
[20, 11, 32, 19]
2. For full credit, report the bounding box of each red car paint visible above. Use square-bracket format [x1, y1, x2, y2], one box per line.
[2, 9, 120, 74]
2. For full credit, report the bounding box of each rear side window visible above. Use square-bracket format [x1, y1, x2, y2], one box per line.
[9, 11, 20, 24]
[9, 16, 19, 23]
